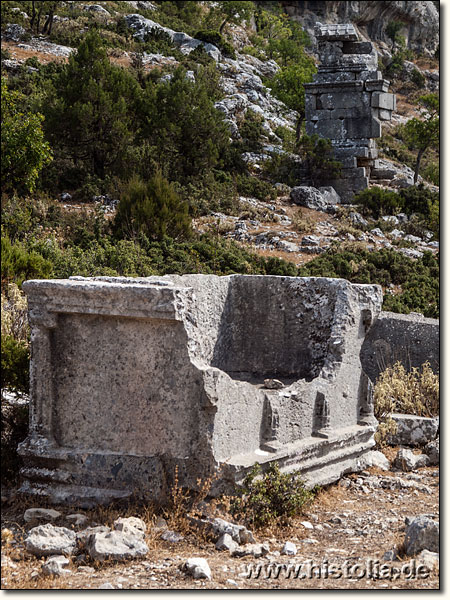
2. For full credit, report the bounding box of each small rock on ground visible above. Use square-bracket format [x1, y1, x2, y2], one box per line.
[184, 557, 212, 580]
[42, 555, 71, 577]
[25, 524, 77, 557]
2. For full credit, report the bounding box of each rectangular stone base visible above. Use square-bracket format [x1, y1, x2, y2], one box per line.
[18, 425, 375, 506]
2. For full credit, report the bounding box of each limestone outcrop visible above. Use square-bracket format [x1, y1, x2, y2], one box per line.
[281, 1, 439, 57]
[19, 275, 382, 506]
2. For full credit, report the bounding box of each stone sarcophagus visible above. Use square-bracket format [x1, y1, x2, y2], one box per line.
[304, 23, 396, 201]
[19, 275, 382, 506]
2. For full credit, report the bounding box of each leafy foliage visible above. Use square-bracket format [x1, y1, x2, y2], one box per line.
[400, 94, 439, 183]
[194, 29, 236, 58]
[1, 235, 53, 287]
[1, 77, 53, 194]
[1, 334, 29, 394]
[299, 246, 439, 318]
[268, 58, 316, 129]
[231, 462, 316, 528]
[45, 30, 140, 180]
[355, 184, 439, 239]
[114, 172, 192, 242]
[140, 66, 230, 184]
[298, 134, 342, 187]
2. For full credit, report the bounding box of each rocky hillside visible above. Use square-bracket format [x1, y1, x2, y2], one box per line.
[1, 0, 440, 377]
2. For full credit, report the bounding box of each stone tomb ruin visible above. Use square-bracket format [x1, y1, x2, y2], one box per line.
[19, 275, 382, 506]
[304, 23, 396, 201]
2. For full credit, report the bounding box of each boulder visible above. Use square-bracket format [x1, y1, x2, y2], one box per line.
[184, 557, 212, 580]
[281, 541, 297, 556]
[211, 518, 255, 545]
[4, 23, 26, 41]
[404, 516, 439, 555]
[65, 514, 89, 528]
[418, 549, 439, 570]
[24, 508, 62, 524]
[25, 524, 77, 557]
[231, 543, 270, 558]
[392, 448, 429, 472]
[290, 186, 328, 211]
[42, 555, 71, 577]
[215, 533, 238, 553]
[87, 530, 148, 561]
[424, 437, 439, 466]
[366, 450, 390, 471]
[319, 186, 341, 207]
[388, 414, 439, 447]
[161, 530, 183, 543]
[76, 526, 110, 548]
[113, 517, 146, 539]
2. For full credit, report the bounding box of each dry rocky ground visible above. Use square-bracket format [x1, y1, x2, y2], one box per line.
[1, 448, 439, 590]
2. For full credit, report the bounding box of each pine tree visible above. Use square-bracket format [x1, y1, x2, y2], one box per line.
[46, 30, 140, 180]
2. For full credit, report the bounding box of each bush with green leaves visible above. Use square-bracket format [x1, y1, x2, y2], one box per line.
[1, 77, 53, 195]
[355, 187, 404, 219]
[299, 246, 439, 318]
[194, 30, 236, 58]
[298, 134, 342, 187]
[231, 462, 316, 528]
[1, 235, 53, 287]
[268, 59, 316, 138]
[114, 172, 192, 242]
[237, 110, 265, 153]
[235, 174, 277, 202]
[263, 151, 303, 187]
[1, 398, 29, 485]
[140, 65, 230, 184]
[355, 184, 439, 239]
[1, 335, 29, 394]
[44, 30, 141, 182]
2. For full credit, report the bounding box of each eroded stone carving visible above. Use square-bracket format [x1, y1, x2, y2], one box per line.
[19, 275, 382, 506]
[304, 22, 396, 201]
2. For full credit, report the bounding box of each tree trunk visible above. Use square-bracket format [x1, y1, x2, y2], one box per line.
[295, 116, 304, 144]
[30, 1, 36, 31]
[414, 148, 425, 184]
[219, 19, 228, 34]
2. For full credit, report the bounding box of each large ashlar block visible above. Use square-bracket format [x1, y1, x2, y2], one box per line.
[371, 92, 396, 110]
[19, 275, 382, 506]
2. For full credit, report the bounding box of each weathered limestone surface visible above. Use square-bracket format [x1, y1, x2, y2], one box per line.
[19, 275, 382, 506]
[304, 23, 396, 201]
[360, 311, 439, 383]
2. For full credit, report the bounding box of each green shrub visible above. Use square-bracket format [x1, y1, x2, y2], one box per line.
[114, 172, 192, 242]
[298, 134, 341, 187]
[231, 462, 316, 528]
[355, 187, 404, 219]
[263, 152, 303, 187]
[194, 30, 236, 58]
[1, 195, 34, 242]
[1, 235, 53, 286]
[1, 334, 29, 394]
[410, 68, 426, 89]
[299, 247, 439, 317]
[235, 174, 277, 202]
[238, 110, 265, 153]
[1, 398, 29, 485]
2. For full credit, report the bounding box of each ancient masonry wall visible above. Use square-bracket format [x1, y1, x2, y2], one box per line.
[304, 23, 396, 201]
[19, 275, 382, 507]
